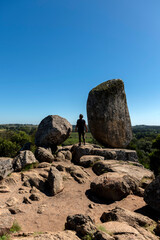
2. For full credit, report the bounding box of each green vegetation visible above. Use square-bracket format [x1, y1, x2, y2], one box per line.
[0, 125, 37, 158]
[0, 235, 10, 240]
[0, 221, 21, 240]
[82, 234, 94, 240]
[62, 132, 99, 146]
[10, 220, 21, 233]
[149, 134, 160, 176]
[1, 124, 160, 175]
[21, 162, 39, 172]
[128, 125, 160, 174]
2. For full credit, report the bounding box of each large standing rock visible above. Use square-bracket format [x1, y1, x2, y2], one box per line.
[87, 79, 132, 148]
[35, 115, 72, 149]
[144, 175, 160, 212]
[13, 150, 38, 171]
[0, 157, 13, 180]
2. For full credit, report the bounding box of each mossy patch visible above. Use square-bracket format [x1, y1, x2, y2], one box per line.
[97, 225, 113, 235]
[21, 162, 39, 171]
[90, 79, 124, 96]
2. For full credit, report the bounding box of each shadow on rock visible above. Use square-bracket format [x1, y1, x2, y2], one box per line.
[85, 189, 114, 205]
[135, 205, 160, 222]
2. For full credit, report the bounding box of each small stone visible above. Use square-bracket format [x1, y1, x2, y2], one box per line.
[29, 193, 40, 201]
[88, 203, 95, 209]
[0, 185, 10, 193]
[8, 206, 23, 214]
[6, 197, 18, 207]
[30, 186, 40, 194]
[37, 204, 46, 214]
[18, 187, 29, 194]
[23, 197, 32, 204]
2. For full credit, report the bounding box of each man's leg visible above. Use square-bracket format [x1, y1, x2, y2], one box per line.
[82, 131, 85, 145]
[78, 132, 81, 146]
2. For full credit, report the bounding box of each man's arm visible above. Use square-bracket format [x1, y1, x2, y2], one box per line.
[75, 121, 78, 132]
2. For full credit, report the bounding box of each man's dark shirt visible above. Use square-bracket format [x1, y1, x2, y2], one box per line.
[76, 119, 85, 133]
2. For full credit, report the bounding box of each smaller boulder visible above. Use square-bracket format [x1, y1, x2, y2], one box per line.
[57, 152, 65, 160]
[0, 157, 13, 180]
[35, 115, 72, 149]
[0, 209, 14, 236]
[29, 193, 41, 201]
[57, 150, 72, 161]
[90, 172, 139, 201]
[13, 150, 38, 171]
[35, 147, 55, 163]
[144, 175, 160, 212]
[6, 197, 18, 207]
[65, 214, 97, 237]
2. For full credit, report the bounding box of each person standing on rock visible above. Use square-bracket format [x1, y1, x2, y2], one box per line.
[75, 114, 88, 146]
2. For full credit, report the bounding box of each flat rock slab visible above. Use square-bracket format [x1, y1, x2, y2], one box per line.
[100, 221, 158, 240]
[100, 207, 154, 227]
[92, 160, 154, 187]
[12, 231, 81, 240]
[71, 144, 138, 164]
[0, 157, 13, 180]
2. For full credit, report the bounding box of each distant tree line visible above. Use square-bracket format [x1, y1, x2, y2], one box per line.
[0, 124, 160, 176]
[0, 126, 37, 158]
[128, 125, 160, 175]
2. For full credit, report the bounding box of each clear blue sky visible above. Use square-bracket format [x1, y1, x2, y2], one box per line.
[0, 0, 160, 126]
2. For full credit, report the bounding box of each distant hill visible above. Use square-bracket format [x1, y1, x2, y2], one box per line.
[132, 125, 160, 133]
[0, 124, 38, 130]
[1, 124, 160, 135]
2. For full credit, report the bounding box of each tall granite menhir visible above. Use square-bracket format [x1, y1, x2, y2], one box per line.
[87, 79, 132, 148]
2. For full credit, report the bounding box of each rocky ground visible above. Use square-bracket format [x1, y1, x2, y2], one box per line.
[0, 143, 160, 240]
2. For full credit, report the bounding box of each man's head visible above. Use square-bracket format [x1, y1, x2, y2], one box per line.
[79, 114, 83, 119]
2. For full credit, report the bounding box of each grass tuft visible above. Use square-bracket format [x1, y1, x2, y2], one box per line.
[10, 220, 21, 233]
